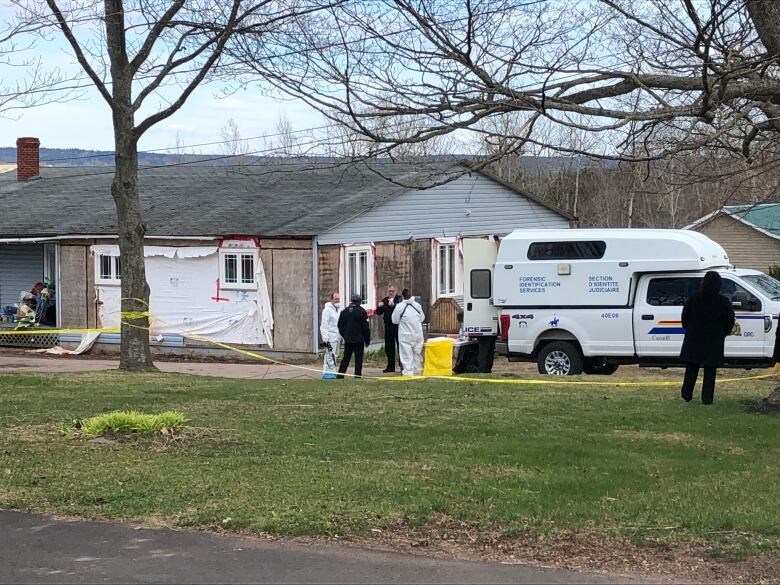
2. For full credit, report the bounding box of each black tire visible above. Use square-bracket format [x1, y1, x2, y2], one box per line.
[537, 341, 584, 376]
[583, 362, 619, 376]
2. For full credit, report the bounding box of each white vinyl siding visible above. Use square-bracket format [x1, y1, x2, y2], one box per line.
[318, 173, 569, 244]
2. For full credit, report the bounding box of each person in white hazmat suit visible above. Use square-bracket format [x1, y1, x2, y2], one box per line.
[391, 288, 425, 376]
[320, 292, 341, 379]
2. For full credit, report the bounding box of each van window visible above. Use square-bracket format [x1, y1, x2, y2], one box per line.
[470, 269, 491, 299]
[721, 279, 762, 312]
[742, 274, 780, 300]
[527, 241, 606, 260]
[646, 277, 702, 306]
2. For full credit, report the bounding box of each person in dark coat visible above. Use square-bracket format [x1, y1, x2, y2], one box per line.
[376, 284, 403, 372]
[337, 294, 371, 379]
[679, 271, 736, 404]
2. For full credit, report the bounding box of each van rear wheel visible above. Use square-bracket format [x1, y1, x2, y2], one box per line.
[537, 341, 583, 376]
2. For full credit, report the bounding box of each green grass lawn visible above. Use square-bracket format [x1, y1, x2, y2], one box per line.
[0, 371, 778, 560]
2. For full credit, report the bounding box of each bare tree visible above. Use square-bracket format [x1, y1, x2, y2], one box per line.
[220, 117, 251, 164]
[0, 15, 73, 116]
[254, 1, 780, 173]
[10, 0, 338, 370]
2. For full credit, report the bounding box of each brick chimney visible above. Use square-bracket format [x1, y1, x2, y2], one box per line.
[16, 137, 40, 181]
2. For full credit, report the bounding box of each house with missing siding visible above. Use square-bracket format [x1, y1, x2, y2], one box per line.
[0, 138, 573, 358]
[687, 204, 780, 273]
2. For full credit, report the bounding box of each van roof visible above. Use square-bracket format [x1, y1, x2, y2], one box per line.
[500, 229, 730, 271]
[504, 228, 712, 242]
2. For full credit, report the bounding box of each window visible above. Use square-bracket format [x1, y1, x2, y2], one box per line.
[646, 277, 702, 306]
[438, 243, 457, 296]
[347, 247, 370, 302]
[220, 250, 256, 289]
[721, 279, 762, 312]
[742, 274, 780, 301]
[96, 253, 121, 284]
[528, 241, 606, 261]
[344, 245, 375, 309]
[470, 269, 492, 299]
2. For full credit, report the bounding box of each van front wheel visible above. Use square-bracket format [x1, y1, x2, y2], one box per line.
[537, 341, 583, 376]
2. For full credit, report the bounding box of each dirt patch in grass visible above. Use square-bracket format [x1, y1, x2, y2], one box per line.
[334, 517, 780, 584]
[2, 424, 60, 442]
[1, 424, 214, 451]
[613, 429, 700, 444]
[742, 387, 780, 414]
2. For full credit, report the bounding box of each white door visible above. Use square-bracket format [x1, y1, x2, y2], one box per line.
[634, 275, 702, 356]
[463, 238, 498, 336]
[721, 278, 766, 357]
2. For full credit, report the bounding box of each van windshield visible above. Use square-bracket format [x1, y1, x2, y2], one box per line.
[742, 274, 780, 300]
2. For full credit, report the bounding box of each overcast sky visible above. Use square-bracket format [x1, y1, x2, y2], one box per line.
[0, 82, 324, 153]
[0, 1, 325, 154]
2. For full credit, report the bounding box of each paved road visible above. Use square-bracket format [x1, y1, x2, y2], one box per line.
[0, 512, 634, 584]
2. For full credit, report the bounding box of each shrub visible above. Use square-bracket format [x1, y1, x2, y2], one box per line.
[769, 264, 780, 280]
[63, 411, 188, 438]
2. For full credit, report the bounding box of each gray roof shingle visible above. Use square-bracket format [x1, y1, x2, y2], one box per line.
[0, 161, 472, 238]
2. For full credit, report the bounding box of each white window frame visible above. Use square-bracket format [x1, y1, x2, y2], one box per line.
[434, 238, 462, 299]
[95, 252, 121, 285]
[344, 245, 375, 311]
[219, 248, 258, 290]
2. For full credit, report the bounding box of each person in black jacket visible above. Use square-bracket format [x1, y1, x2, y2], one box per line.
[337, 294, 371, 379]
[679, 271, 736, 404]
[376, 284, 403, 372]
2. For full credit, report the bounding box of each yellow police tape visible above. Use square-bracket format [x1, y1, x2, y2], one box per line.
[383, 372, 777, 387]
[1, 301, 778, 386]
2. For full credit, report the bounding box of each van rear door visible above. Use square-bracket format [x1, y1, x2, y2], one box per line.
[463, 238, 499, 336]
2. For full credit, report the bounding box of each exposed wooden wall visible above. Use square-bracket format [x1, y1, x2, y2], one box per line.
[317, 239, 434, 343]
[260, 238, 314, 353]
[318, 245, 340, 306]
[59, 245, 91, 329]
[410, 239, 432, 317]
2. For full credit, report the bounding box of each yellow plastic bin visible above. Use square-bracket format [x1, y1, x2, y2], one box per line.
[423, 337, 455, 377]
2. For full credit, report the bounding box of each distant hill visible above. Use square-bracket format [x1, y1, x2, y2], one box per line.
[0, 147, 228, 167]
[0, 146, 616, 170]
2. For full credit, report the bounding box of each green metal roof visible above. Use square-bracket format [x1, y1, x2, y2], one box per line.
[724, 204, 780, 237]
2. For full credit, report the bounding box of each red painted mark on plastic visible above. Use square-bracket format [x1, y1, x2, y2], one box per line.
[211, 279, 230, 302]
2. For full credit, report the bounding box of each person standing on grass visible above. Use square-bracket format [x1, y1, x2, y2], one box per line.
[392, 288, 425, 376]
[679, 271, 735, 405]
[337, 294, 371, 379]
[376, 284, 403, 372]
[319, 292, 341, 379]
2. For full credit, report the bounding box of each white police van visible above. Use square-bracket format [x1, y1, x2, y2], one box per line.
[463, 229, 780, 375]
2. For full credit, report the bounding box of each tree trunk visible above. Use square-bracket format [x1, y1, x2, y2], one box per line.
[746, 0, 780, 56]
[113, 139, 155, 371]
[106, 0, 155, 371]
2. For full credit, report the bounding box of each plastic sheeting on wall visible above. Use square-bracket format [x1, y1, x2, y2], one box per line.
[92, 245, 274, 347]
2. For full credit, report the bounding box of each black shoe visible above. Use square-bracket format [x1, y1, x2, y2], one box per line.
[681, 390, 693, 402]
[382, 368, 395, 373]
